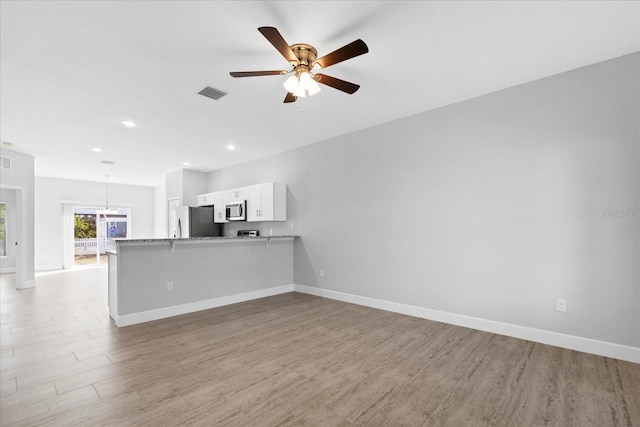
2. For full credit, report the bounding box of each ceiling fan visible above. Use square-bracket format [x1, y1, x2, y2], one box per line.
[230, 27, 369, 103]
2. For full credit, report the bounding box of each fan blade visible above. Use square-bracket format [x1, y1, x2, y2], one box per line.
[314, 39, 368, 69]
[230, 70, 287, 77]
[258, 27, 298, 64]
[315, 74, 360, 94]
[284, 92, 297, 103]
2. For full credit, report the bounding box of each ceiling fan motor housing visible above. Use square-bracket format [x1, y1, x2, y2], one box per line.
[290, 43, 318, 71]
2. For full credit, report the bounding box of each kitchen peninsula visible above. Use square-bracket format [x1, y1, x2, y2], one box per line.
[108, 235, 297, 327]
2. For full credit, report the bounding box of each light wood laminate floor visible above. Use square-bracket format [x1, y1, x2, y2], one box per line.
[1, 268, 639, 426]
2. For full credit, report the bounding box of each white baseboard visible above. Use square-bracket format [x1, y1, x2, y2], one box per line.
[107, 281, 639, 363]
[113, 284, 294, 327]
[35, 265, 64, 273]
[0, 267, 16, 274]
[293, 284, 640, 364]
[16, 279, 36, 289]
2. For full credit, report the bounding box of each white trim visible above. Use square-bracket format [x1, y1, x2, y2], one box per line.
[62, 203, 73, 269]
[293, 285, 640, 364]
[0, 201, 8, 265]
[35, 265, 64, 272]
[1, 267, 16, 274]
[108, 252, 118, 319]
[113, 284, 294, 327]
[16, 279, 36, 289]
[59, 200, 134, 208]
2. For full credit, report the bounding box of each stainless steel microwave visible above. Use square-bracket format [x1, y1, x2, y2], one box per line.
[225, 200, 246, 221]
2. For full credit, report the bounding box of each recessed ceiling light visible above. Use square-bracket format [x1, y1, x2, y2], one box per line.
[183, 162, 190, 166]
[121, 120, 136, 127]
[227, 144, 236, 151]
[92, 148, 103, 152]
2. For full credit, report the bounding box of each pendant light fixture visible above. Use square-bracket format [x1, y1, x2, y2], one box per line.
[97, 175, 118, 215]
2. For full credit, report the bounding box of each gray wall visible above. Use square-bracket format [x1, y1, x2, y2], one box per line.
[35, 177, 156, 271]
[0, 188, 17, 271]
[208, 53, 639, 348]
[182, 169, 209, 207]
[165, 169, 183, 204]
[117, 239, 293, 315]
[207, 150, 299, 237]
[154, 185, 167, 238]
[166, 169, 208, 207]
[0, 148, 35, 288]
[164, 169, 209, 238]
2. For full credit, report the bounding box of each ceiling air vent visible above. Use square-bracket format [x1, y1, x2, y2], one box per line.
[198, 86, 227, 100]
[0, 156, 11, 170]
[101, 160, 115, 165]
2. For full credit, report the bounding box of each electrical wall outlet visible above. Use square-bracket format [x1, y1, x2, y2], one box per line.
[290, 222, 294, 230]
[167, 281, 174, 291]
[556, 298, 566, 312]
[319, 268, 325, 277]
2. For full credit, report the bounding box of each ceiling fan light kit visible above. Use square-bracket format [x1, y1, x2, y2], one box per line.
[283, 71, 321, 98]
[230, 27, 368, 103]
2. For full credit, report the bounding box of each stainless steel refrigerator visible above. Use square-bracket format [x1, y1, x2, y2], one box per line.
[174, 206, 220, 238]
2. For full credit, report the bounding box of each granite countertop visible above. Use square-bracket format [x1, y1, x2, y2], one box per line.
[114, 235, 299, 244]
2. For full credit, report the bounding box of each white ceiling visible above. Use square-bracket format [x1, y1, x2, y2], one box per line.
[1, 1, 638, 187]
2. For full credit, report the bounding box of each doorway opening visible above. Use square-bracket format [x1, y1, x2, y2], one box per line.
[74, 207, 130, 266]
[0, 202, 6, 258]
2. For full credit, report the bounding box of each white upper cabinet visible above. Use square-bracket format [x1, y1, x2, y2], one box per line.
[196, 192, 215, 206]
[212, 192, 227, 223]
[226, 188, 247, 202]
[246, 182, 286, 222]
[198, 182, 287, 223]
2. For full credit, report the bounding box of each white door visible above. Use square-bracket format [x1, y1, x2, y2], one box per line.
[167, 197, 181, 238]
[73, 207, 131, 266]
